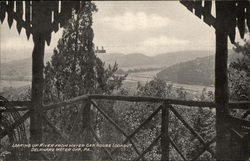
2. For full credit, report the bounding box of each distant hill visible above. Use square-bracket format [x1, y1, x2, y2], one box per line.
[153, 50, 213, 67]
[98, 53, 154, 69]
[1, 50, 213, 81]
[156, 50, 239, 86]
[98, 50, 213, 70]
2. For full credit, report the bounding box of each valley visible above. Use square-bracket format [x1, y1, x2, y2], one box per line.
[1, 50, 216, 95]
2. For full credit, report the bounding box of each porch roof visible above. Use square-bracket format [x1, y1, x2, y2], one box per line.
[0, 1, 81, 45]
[1, 1, 249, 45]
[180, 0, 250, 43]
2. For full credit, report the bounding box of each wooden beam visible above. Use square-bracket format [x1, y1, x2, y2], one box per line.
[0, 107, 30, 112]
[228, 101, 250, 110]
[42, 95, 88, 111]
[180, 0, 216, 28]
[89, 94, 216, 107]
[0, 101, 31, 107]
[215, 2, 231, 160]
[42, 94, 250, 111]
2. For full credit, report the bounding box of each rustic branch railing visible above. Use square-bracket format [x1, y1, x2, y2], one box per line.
[1, 95, 250, 111]
[0, 94, 250, 160]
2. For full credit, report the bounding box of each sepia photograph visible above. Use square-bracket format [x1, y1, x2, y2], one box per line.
[0, 1, 250, 160]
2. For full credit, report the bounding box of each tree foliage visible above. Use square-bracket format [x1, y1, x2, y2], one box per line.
[42, 2, 125, 160]
[44, 2, 125, 103]
[229, 35, 250, 101]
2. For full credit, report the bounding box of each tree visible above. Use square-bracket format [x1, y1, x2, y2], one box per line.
[43, 2, 125, 159]
[229, 35, 250, 101]
[44, 2, 125, 102]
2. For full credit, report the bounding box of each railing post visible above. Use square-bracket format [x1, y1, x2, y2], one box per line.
[161, 101, 170, 161]
[82, 99, 93, 160]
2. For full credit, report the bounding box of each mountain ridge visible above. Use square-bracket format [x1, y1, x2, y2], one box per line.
[156, 50, 239, 86]
[1, 50, 214, 81]
[98, 50, 213, 69]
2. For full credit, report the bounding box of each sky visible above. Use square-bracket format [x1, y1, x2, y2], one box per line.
[0, 1, 239, 62]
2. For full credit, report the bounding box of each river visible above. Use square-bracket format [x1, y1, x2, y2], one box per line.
[124, 70, 214, 93]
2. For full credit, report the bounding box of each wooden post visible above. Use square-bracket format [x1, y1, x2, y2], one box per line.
[30, 2, 45, 160]
[30, 33, 45, 160]
[161, 102, 170, 161]
[215, 2, 231, 160]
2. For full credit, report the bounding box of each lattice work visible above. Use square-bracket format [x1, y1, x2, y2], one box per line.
[0, 1, 80, 45]
[180, 0, 250, 43]
[0, 96, 30, 160]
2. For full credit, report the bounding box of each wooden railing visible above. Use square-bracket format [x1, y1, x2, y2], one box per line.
[0, 94, 250, 160]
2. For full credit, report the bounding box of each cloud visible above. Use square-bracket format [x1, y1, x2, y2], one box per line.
[103, 12, 172, 31]
[142, 36, 190, 47]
